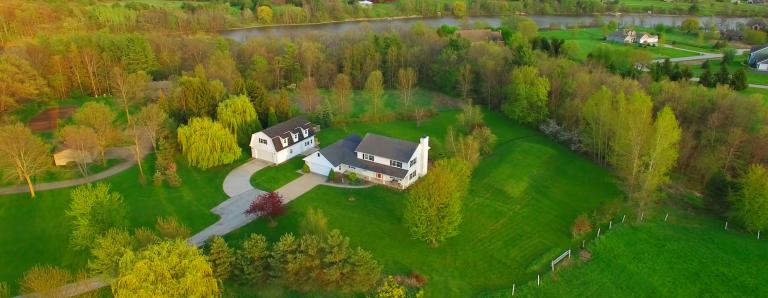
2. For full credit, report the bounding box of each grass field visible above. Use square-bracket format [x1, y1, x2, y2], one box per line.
[515, 213, 768, 297]
[688, 54, 768, 85]
[620, 0, 768, 16]
[250, 157, 304, 192]
[0, 153, 246, 293]
[225, 111, 623, 296]
[539, 28, 698, 61]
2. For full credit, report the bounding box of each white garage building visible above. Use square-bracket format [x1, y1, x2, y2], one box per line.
[249, 116, 317, 164]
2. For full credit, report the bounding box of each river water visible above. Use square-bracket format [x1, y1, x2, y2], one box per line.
[221, 14, 751, 42]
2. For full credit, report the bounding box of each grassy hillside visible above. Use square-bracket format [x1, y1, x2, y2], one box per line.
[225, 111, 623, 296]
[515, 214, 768, 297]
[539, 28, 699, 61]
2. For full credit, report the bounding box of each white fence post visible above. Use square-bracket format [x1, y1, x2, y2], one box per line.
[640, 212, 644, 221]
[664, 213, 669, 222]
[537, 274, 541, 286]
[725, 221, 728, 230]
[512, 284, 515, 296]
[609, 220, 612, 229]
[622, 214, 626, 223]
[596, 228, 601, 238]
[582, 240, 585, 248]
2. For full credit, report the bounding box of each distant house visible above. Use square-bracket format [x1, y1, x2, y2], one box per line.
[748, 0, 765, 4]
[636, 32, 659, 46]
[749, 44, 768, 70]
[357, 0, 373, 7]
[607, 30, 658, 46]
[607, 30, 637, 43]
[303, 133, 429, 189]
[249, 117, 317, 164]
[457, 29, 504, 44]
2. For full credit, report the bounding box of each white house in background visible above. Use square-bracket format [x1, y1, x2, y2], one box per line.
[249, 116, 317, 164]
[607, 30, 636, 43]
[303, 133, 429, 189]
[357, 0, 373, 7]
[637, 32, 659, 46]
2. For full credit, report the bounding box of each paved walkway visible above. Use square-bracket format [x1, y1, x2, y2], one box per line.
[0, 143, 152, 196]
[222, 159, 270, 197]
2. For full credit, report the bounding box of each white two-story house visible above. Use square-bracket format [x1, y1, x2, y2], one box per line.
[303, 133, 429, 189]
[249, 116, 317, 164]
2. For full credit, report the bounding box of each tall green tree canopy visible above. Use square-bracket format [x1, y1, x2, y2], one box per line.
[0, 123, 51, 198]
[731, 164, 768, 232]
[177, 117, 240, 169]
[405, 158, 471, 246]
[67, 183, 128, 250]
[114, 240, 220, 298]
[216, 95, 262, 146]
[503, 66, 550, 124]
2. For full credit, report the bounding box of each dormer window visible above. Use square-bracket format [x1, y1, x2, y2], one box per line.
[301, 128, 308, 137]
[410, 158, 416, 167]
[390, 160, 403, 168]
[281, 137, 288, 147]
[291, 132, 298, 142]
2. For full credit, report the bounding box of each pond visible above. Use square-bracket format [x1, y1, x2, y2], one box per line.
[221, 14, 751, 42]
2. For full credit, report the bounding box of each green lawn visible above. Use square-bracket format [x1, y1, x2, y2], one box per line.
[225, 111, 622, 296]
[250, 157, 304, 192]
[688, 54, 768, 86]
[539, 28, 698, 61]
[515, 214, 768, 297]
[620, 0, 768, 16]
[0, 153, 246, 294]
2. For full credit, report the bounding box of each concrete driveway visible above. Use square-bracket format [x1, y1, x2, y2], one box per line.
[188, 165, 326, 247]
[222, 159, 270, 197]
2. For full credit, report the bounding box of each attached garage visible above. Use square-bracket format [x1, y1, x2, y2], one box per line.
[303, 152, 334, 176]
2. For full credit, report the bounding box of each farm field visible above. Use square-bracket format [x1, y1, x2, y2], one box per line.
[516, 213, 768, 297]
[539, 28, 699, 61]
[0, 153, 246, 293]
[224, 111, 623, 296]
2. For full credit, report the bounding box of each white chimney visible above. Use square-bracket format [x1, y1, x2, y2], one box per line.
[419, 135, 429, 176]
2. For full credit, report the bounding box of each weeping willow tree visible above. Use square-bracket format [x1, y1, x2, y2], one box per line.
[216, 95, 262, 146]
[177, 117, 240, 169]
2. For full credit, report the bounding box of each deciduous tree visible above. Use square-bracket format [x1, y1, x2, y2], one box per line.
[298, 77, 320, 113]
[67, 183, 128, 250]
[0, 123, 51, 198]
[333, 73, 352, 120]
[88, 228, 134, 277]
[246, 192, 285, 226]
[0, 55, 48, 113]
[404, 158, 471, 246]
[155, 216, 190, 239]
[365, 70, 384, 122]
[502, 66, 550, 124]
[73, 102, 120, 163]
[177, 117, 240, 169]
[19, 265, 71, 297]
[216, 95, 262, 146]
[397, 67, 417, 108]
[300, 208, 328, 236]
[113, 240, 219, 298]
[731, 164, 768, 232]
[59, 125, 99, 176]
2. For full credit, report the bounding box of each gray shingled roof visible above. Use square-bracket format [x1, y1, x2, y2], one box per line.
[319, 134, 410, 179]
[355, 133, 419, 162]
[319, 134, 362, 167]
[261, 116, 315, 151]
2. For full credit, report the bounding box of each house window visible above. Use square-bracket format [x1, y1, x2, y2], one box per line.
[390, 160, 402, 168]
[316, 152, 320, 157]
[290, 149, 293, 154]
[410, 172, 417, 179]
[259, 138, 267, 145]
[362, 153, 374, 161]
[410, 158, 416, 167]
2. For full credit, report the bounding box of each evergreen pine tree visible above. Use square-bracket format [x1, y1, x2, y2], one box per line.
[717, 63, 730, 85]
[234, 233, 269, 284]
[700, 69, 715, 87]
[207, 236, 235, 280]
[731, 69, 748, 91]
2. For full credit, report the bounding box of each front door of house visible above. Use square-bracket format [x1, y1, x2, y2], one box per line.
[376, 173, 382, 179]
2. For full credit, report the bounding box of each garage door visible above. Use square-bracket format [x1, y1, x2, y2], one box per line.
[307, 162, 332, 176]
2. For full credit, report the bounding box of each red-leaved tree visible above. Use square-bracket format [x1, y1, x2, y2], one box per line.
[245, 192, 285, 226]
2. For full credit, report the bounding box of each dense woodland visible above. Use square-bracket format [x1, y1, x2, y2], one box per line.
[2, 0, 768, 297]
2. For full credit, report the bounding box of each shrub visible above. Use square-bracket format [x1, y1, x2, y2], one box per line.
[302, 163, 310, 173]
[347, 172, 359, 184]
[328, 170, 337, 182]
[571, 214, 593, 238]
[155, 217, 190, 239]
